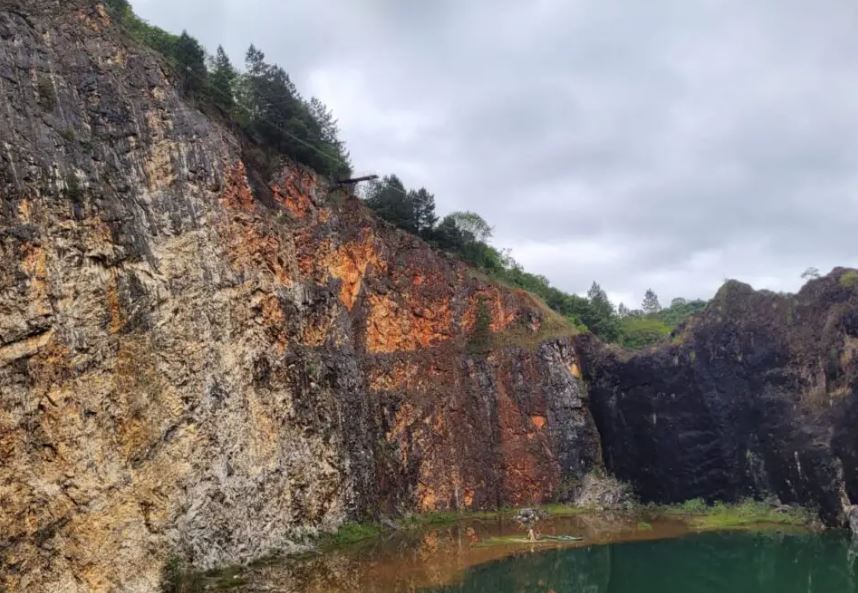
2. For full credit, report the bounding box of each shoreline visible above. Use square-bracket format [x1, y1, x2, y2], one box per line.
[172, 500, 822, 592]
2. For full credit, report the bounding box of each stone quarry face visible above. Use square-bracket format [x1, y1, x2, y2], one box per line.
[578, 275, 858, 527]
[0, 3, 600, 591]
[1, 2, 857, 593]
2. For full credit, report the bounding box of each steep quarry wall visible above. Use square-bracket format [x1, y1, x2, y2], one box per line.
[3, 2, 857, 592]
[0, 2, 601, 591]
[578, 271, 858, 527]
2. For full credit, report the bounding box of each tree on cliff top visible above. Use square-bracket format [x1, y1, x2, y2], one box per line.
[240, 45, 351, 178]
[364, 175, 416, 232]
[584, 283, 620, 341]
[446, 211, 493, 242]
[105, 0, 353, 179]
[410, 188, 438, 236]
[209, 46, 237, 111]
[174, 31, 208, 99]
[642, 289, 662, 314]
[802, 267, 821, 280]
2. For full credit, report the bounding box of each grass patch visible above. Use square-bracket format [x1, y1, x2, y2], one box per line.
[617, 316, 672, 350]
[317, 521, 382, 548]
[648, 498, 814, 530]
[637, 521, 653, 531]
[535, 503, 589, 517]
[401, 510, 503, 527]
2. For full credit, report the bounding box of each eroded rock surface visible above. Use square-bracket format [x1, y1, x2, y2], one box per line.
[0, 2, 600, 591]
[578, 271, 858, 526]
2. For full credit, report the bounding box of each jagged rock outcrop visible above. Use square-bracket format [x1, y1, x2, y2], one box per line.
[578, 270, 858, 526]
[0, 2, 601, 591]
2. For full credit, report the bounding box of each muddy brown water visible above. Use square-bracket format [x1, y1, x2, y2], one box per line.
[219, 512, 780, 593]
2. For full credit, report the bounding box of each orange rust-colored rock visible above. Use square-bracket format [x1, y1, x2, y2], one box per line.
[326, 230, 385, 310]
[271, 163, 323, 220]
[220, 161, 256, 211]
[218, 164, 291, 286]
[365, 293, 453, 353]
[462, 287, 518, 333]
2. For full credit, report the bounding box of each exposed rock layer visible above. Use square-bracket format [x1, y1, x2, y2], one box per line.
[0, 3, 600, 591]
[578, 271, 858, 526]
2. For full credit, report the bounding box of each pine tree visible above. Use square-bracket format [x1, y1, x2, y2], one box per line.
[245, 44, 267, 78]
[364, 175, 415, 232]
[209, 46, 236, 111]
[801, 267, 821, 280]
[584, 282, 620, 341]
[308, 97, 351, 177]
[173, 31, 207, 98]
[642, 289, 662, 314]
[587, 282, 609, 304]
[409, 188, 437, 237]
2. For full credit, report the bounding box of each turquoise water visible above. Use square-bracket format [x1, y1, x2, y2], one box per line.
[421, 531, 858, 593]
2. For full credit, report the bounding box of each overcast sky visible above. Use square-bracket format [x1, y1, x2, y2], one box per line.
[131, 0, 858, 307]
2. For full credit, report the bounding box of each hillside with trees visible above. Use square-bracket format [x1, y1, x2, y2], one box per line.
[103, 0, 705, 349]
[104, 0, 351, 178]
[362, 178, 707, 347]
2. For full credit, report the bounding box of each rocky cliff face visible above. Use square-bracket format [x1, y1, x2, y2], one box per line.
[578, 270, 858, 526]
[0, 2, 601, 591]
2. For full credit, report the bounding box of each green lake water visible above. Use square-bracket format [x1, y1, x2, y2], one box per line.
[421, 531, 858, 593]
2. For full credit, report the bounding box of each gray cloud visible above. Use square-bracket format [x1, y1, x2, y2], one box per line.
[131, 0, 858, 305]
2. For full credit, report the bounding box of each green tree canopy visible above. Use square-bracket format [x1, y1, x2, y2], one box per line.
[364, 175, 416, 232]
[409, 188, 438, 236]
[642, 289, 662, 314]
[209, 46, 237, 111]
[446, 211, 492, 242]
[174, 31, 207, 98]
[239, 45, 350, 178]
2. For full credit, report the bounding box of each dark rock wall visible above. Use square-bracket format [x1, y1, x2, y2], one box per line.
[578, 273, 858, 526]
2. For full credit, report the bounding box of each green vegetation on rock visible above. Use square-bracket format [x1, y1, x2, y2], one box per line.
[317, 522, 383, 548]
[649, 498, 814, 530]
[103, 0, 350, 178]
[616, 298, 707, 350]
[467, 297, 494, 354]
[840, 270, 858, 288]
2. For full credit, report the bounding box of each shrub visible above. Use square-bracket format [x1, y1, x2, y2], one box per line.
[467, 297, 493, 354]
[64, 174, 84, 203]
[840, 271, 858, 289]
[37, 76, 56, 110]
